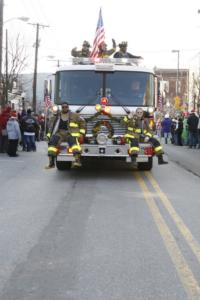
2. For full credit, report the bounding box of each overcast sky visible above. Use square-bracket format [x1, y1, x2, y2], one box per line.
[3, 0, 200, 73]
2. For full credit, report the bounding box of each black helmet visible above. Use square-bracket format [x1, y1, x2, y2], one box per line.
[82, 40, 90, 48]
[27, 108, 32, 114]
[119, 41, 128, 47]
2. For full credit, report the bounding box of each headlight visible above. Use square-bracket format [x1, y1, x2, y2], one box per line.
[52, 105, 58, 113]
[95, 104, 102, 112]
[148, 107, 154, 113]
[96, 133, 108, 145]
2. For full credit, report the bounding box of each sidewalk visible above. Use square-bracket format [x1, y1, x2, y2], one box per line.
[162, 141, 200, 177]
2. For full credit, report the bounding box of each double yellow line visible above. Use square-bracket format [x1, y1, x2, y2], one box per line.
[134, 172, 200, 299]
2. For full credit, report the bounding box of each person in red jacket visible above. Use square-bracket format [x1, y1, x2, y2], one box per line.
[0, 106, 11, 152]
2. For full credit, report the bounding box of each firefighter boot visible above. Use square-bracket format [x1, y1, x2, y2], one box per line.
[45, 156, 55, 169]
[72, 154, 82, 168]
[157, 154, 168, 165]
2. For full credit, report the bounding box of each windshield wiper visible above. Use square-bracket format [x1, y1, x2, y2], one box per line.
[110, 93, 130, 114]
[76, 90, 102, 113]
[76, 91, 131, 116]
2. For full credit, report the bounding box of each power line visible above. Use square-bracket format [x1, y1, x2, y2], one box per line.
[139, 48, 200, 54]
[20, 0, 35, 21]
[36, 0, 50, 25]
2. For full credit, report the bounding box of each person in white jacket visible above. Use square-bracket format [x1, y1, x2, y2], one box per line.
[6, 111, 21, 157]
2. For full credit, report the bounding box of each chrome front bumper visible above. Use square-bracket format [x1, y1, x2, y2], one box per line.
[56, 143, 151, 163]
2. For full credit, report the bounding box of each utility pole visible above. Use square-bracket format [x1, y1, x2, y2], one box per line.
[172, 49, 180, 96]
[29, 22, 49, 112]
[32, 23, 39, 113]
[5, 28, 8, 104]
[0, 0, 4, 108]
[177, 50, 180, 95]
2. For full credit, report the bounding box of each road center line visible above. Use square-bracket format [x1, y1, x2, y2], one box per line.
[134, 172, 200, 299]
[145, 171, 200, 264]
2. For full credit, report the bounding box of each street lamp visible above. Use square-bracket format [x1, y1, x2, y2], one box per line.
[172, 49, 180, 96]
[4, 16, 29, 24]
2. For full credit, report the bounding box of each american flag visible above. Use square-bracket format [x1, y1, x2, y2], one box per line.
[44, 95, 52, 109]
[157, 91, 163, 111]
[90, 8, 105, 58]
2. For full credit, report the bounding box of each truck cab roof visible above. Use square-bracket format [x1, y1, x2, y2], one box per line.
[57, 58, 154, 74]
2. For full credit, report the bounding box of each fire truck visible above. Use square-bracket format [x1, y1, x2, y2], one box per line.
[46, 58, 157, 171]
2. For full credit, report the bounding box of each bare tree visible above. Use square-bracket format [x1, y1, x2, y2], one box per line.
[1, 33, 29, 104]
[191, 72, 200, 111]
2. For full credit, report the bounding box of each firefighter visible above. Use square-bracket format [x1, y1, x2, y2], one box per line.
[122, 112, 140, 156]
[45, 102, 86, 169]
[113, 41, 142, 59]
[98, 39, 116, 58]
[133, 108, 168, 165]
[71, 40, 91, 58]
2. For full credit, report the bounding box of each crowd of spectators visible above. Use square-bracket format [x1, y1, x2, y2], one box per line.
[0, 106, 46, 157]
[1, 105, 200, 158]
[155, 110, 200, 149]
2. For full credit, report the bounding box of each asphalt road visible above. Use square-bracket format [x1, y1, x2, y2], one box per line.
[0, 142, 200, 300]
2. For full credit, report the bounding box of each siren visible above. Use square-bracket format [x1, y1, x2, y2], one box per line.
[101, 97, 108, 106]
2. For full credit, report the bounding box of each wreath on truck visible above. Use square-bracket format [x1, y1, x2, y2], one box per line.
[85, 110, 121, 138]
[92, 120, 114, 138]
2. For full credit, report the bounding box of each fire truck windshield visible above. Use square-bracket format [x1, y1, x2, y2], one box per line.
[55, 70, 154, 106]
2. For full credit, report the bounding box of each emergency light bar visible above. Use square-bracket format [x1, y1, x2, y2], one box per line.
[72, 57, 141, 67]
[95, 63, 114, 71]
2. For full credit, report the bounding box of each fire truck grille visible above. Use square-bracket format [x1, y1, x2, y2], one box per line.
[84, 114, 126, 136]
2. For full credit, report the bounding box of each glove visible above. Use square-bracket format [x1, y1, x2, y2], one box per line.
[144, 136, 150, 142]
[112, 38, 116, 49]
[128, 112, 134, 119]
[46, 132, 51, 141]
[79, 134, 85, 144]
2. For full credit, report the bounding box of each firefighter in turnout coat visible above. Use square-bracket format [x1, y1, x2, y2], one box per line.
[134, 108, 168, 165]
[122, 112, 140, 156]
[46, 102, 86, 169]
[71, 40, 91, 58]
[98, 39, 116, 58]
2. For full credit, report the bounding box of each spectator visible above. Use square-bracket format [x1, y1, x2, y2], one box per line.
[33, 113, 40, 141]
[171, 118, 178, 144]
[38, 113, 45, 141]
[197, 113, 200, 149]
[181, 114, 189, 146]
[161, 113, 172, 144]
[6, 111, 21, 157]
[21, 109, 39, 151]
[187, 110, 199, 148]
[19, 109, 27, 151]
[175, 116, 183, 146]
[0, 106, 11, 153]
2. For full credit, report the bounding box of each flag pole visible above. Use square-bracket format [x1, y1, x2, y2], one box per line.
[90, 8, 105, 58]
[44, 107, 48, 140]
[44, 95, 52, 139]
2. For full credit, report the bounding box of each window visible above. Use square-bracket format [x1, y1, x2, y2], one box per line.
[55, 70, 154, 106]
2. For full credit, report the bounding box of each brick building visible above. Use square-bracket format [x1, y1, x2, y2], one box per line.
[155, 68, 189, 112]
